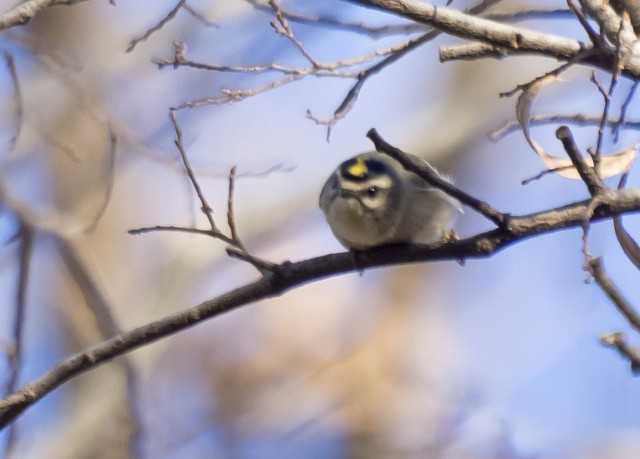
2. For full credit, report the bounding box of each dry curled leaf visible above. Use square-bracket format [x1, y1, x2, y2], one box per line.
[516, 75, 638, 179]
[613, 173, 640, 270]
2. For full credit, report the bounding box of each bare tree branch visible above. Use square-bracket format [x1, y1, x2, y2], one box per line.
[440, 42, 510, 61]
[347, 0, 637, 76]
[3, 168, 640, 428]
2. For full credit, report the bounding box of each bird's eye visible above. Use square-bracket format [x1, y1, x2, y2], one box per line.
[366, 186, 379, 198]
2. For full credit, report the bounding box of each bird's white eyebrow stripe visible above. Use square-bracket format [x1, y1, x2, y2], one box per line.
[340, 175, 393, 192]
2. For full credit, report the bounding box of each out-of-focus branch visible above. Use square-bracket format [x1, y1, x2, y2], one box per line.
[3, 182, 640, 428]
[0, 0, 91, 30]
[3, 52, 23, 152]
[55, 237, 143, 458]
[246, 0, 426, 37]
[3, 222, 33, 458]
[490, 114, 640, 141]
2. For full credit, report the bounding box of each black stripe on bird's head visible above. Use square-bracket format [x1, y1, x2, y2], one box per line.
[340, 156, 390, 181]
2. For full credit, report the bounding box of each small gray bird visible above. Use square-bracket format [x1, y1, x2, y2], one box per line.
[319, 152, 462, 250]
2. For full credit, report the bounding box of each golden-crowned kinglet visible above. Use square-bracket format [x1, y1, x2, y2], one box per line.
[319, 152, 462, 250]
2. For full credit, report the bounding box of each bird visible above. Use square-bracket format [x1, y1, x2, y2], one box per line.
[319, 151, 462, 250]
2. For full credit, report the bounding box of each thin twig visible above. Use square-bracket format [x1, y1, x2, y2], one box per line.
[126, 0, 187, 53]
[226, 246, 276, 271]
[131, 159, 278, 273]
[581, 196, 602, 267]
[589, 22, 627, 176]
[128, 225, 234, 245]
[309, 0, 503, 139]
[588, 258, 640, 333]
[366, 128, 507, 227]
[490, 113, 640, 142]
[86, 126, 117, 233]
[227, 167, 276, 271]
[246, 0, 426, 37]
[268, 0, 321, 68]
[169, 110, 218, 233]
[167, 0, 505, 131]
[613, 80, 639, 142]
[500, 58, 580, 98]
[172, 74, 307, 110]
[223, 166, 275, 272]
[521, 164, 577, 185]
[308, 30, 438, 140]
[183, 2, 219, 28]
[226, 167, 244, 251]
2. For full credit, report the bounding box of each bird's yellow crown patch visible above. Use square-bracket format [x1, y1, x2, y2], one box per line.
[346, 156, 368, 178]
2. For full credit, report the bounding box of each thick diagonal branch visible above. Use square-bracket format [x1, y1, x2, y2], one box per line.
[2, 187, 640, 428]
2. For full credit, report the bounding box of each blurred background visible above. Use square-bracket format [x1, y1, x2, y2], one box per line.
[0, 0, 639, 457]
